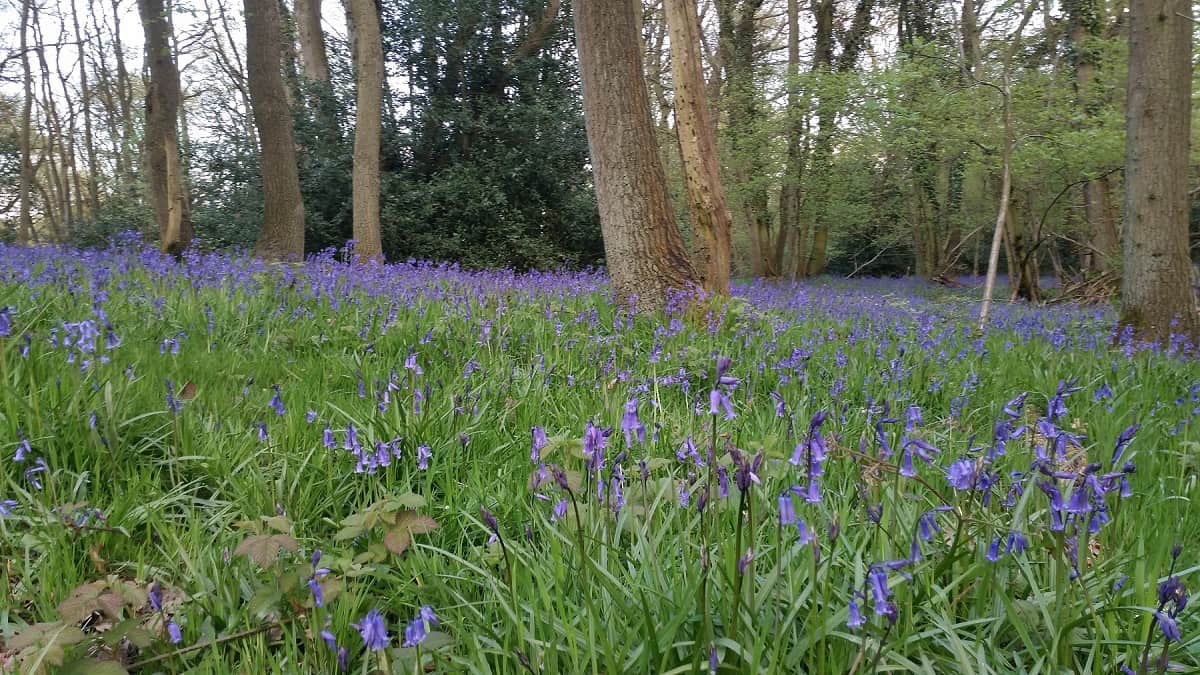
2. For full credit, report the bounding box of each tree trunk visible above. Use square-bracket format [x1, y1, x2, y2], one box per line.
[294, 0, 330, 83]
[138, 0, 193, 255]
[1119, 0, 1200, 342]
[70, 0, 101, 215]
[572, 0, 698, 311]
[775, 0, 804, 277]
[346, 0, 384, 260]
[245, 0, 306, 261]
[112, 0, 137, 189]
[666, 0, 732, 295]
[17, 0, 33, 245]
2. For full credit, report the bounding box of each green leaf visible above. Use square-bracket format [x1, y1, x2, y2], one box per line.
[261, 515, 292, 533]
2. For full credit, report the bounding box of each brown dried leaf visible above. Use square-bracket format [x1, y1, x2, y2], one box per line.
[393, 511, 439, 535]
[382, 528, 412, 555]
[179, 381, 197, 401]
[234, 534, 298, 567]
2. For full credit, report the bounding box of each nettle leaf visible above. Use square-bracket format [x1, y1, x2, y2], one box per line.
[234, 533, 298, 567]
[248, 585, 283, 619]
[390, 492, 426, 509]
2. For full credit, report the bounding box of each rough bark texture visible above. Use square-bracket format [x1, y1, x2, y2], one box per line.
[294, 0, 330, 83]
[665, 0, 732, 295]
[18, 0, 33, 245]
[245, 0, 306, 261]
[346, 0, 384, 260]
[137, 0, 193, 255]
[1119, 0, 1199, 342]
[572, 0, 697, 311]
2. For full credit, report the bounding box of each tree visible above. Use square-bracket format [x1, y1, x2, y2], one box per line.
[345, 0, 384, 260]
[17, 0, 33, 245]
[294, 0, 330, 83]
[572, 0, 697, 310]
[136, 0, 193, 255]
[245, 0, 306, 261]
[1119, 0, 1199, 342]
[665, 0, 732, 295]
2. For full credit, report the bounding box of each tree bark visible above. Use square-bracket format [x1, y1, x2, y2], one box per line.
[345, 0, 384, 260]
[138, 0, 193, 255]
[245, 0, 306, 261]
[775, 0, 804, 277]
[17, 0, 33, 245]
[573, 0, 698, 311]
[665, 0, 732, 295]
[294, 0, 330, 83]
[70, 0, 101, 215]
[112, 0, 137, 189]
[1119, 0, 1199, 342]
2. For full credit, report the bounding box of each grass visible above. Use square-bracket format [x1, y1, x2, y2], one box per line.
[0, 242, 1198, 674]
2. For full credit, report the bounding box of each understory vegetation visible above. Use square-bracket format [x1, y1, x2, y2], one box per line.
[1, 241, 1198, 673]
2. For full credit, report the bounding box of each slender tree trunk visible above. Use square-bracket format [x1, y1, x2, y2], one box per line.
[1119, 0, 1199, 342]
[18, 0, 34, 245]
[112, 0, 136, 189]
[666, 0, 733, 295]
[69, 0, 101, 215]
[295, 0, 331, 82]
[775, 0, 803, 277]
[573, 0, 698, 311]
[345, 0, 384, 260]
[245, 0, 307, 261]
[138, 0, 193, 255]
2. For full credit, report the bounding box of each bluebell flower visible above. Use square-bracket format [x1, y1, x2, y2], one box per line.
[847, 599, 865, 629]
[621, 398, 645, 448]
[1111, 424, 1139, 465]
[531, 427, 548, 462]
[269, 386, 286, 416]
[416, 444, 431, 470]
[778, 492, 797, 526]
[0, 499, 17, 516]
[1155, 611, 1182, 643]
[946, 459, 977, 490]
[167, 620, 182, 644]
[354, 609, 389, 651]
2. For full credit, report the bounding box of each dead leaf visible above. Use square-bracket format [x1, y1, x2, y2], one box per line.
[234, 534, 298, 567]
[179, 381, 197, 400]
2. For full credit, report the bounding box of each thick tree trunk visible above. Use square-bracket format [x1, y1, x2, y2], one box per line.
[17, 0, 33, 245]
[1119, 0, 1199, 342]
[138, 0, 193, 255]
[245, 0, 306, 261]
[573, 0, 698, 311]
[346, 0, 384, 260]
[666, 0, 733, 295]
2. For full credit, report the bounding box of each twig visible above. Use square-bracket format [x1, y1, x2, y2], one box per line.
[127, 622, 284, 671]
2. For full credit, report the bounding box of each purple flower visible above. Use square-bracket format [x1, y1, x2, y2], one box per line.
[402, 606, 434, 647]
[985, 537, 1002, 562]
[0, 499, 17, 517]
[14, 433, 30, 462]
[583, 421, 608, 472]
[551, 498, 568, 522]
[778, 492, 797, 526]
[481, 507, 500, 537]
[1111, 424, 1139, 465]
[621, 398, 645, 448]
[531, 427, 548, 462]
[709, 644, 718, 674]
[867, 567, 891, 614]
[1159, 576, 1188, 612]
[946, 459, 977, 490]
[167, 620, 182, 644]
[847, 599, 865, 629]
[416, 444, 431, 470]
[23, 458, 47, 490]
[1155, 611, 1182, 643]
[149, 582, 163, 612]
[354, 609, 389, 651]
[306, 410, 318, 423]
[736, 548, 754, 575]
[269, 386, 286, 416]
[323, 425, 336, 449]
[404, 352, 423, 376]
[709, 389, 735, 419]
